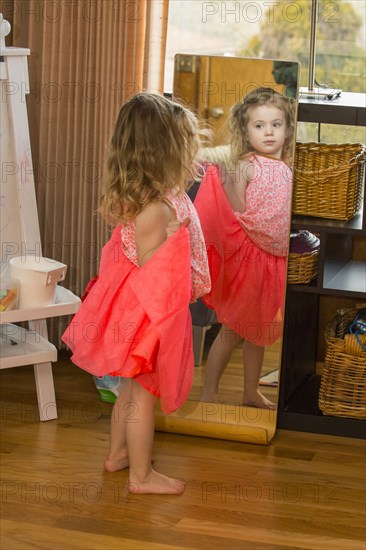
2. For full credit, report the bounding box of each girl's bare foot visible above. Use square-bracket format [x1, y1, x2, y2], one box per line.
[128, 469, 185, 495]
[242, 390, 277, 410]
[199, 391, 218, 403]
[104, 455, 156, 472]
[104, 454, 130, 472]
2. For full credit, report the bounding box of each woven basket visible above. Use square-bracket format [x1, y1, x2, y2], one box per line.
[287, 250, 319, 284]
[319, 308, 366, 419]
[292, 143, 366, 221]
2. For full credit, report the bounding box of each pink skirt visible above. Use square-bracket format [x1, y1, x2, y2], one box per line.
[62, 226, 194, 414]
[194, 165, 286, 346]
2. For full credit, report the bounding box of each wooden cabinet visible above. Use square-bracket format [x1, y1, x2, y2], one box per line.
[278, 94, 366, 438]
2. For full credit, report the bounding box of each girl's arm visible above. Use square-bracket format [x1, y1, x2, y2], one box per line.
[221, 161, 252, 213]
[135, 202, 173, 267]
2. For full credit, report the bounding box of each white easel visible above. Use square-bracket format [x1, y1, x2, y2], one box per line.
[0, 15, 80, 421]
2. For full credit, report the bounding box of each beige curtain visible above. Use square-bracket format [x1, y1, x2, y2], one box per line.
[4, 0, 169, 343]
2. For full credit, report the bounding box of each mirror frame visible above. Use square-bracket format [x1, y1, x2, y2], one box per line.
[155, 401, 277, 444]
[156, 54, 300, 444]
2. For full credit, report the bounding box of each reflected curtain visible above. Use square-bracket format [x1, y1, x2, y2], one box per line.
[3, 0, 169, 343]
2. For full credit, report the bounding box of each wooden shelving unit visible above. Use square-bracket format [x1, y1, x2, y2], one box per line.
[278, 93, 366, 438]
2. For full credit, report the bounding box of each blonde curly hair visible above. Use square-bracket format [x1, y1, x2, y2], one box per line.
[229, 87, 296, 166]
[100, 92, 206, 224]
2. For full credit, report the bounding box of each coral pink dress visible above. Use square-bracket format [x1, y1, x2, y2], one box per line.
[194, 156, 292, 346]
[62, 193, 210, 414]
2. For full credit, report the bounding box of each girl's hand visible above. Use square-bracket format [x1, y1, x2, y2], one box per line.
[166, 217, 190, 238]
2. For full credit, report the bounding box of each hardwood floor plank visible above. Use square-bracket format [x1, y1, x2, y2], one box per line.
[174, 518, 366, 550]
[53, 514, 287, 550]
[0, 519, 187, 550]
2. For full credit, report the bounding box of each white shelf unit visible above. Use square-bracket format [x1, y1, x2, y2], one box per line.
[0, 286, 80, 324]
[0, 290, 81, 421]
[0, 287, 80, 368]
[0, 18, 81, 421]
[1, 324, 57, 369]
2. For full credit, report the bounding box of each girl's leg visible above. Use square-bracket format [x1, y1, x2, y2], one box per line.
[242, 341, 276, 409]
[127, 379, 185, 494]
[200, 324, 240, 402]
[104, 379, 132, 472]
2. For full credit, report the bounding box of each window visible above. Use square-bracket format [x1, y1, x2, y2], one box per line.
[165, 0, 366, 94]
[297, 122, 366, 144]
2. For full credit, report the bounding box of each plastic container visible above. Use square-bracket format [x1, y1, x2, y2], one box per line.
[0, 276, 20, 312]
[93, 375, 126, 403]
[9, 256, 67, 309]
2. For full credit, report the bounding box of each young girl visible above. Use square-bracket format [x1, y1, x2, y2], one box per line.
[62, 92, 210, 494]
[196, 87, 295, 409]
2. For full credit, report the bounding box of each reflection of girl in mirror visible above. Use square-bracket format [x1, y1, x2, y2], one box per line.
[196, 87, 295, 409]
[63, 92, 210, 494]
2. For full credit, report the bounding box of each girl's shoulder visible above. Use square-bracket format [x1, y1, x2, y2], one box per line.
[135, 201, 173, 231]
[237, 152, 257, 166]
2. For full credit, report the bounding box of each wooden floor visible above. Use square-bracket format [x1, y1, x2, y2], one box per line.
[1, 353, 365, 550]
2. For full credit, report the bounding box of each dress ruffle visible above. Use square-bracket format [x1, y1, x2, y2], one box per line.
[62, 226, 193, 414]
[194, 164, 286, 346]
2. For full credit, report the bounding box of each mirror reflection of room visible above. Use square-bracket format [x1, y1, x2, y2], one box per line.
[173, 55, 299, 410]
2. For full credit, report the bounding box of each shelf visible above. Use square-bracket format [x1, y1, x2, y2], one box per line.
[324, 260, 366, 295]
[0, 323, 57, 369]
[298, 92, 366, 126]
[292, 209, 364, 234]
[288, 260, 366, 297]
[281, 93, 366, 438]
[287, 279, 319, 293]
[0, 285, 81, 324]
[277, 375, 366, 439]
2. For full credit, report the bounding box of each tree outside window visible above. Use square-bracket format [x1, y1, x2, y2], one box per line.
[165, 0, 365, 143]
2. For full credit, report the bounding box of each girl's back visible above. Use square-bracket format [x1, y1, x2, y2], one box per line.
[121, 191, 210, 300]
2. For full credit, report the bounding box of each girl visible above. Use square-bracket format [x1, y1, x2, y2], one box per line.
[62, 92, 210, 494]
[196, 87, 295, 409]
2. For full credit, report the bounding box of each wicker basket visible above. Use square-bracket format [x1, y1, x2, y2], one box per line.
[287, 250, 319, 284]
[319, 308, 366, 419]
[292, 143, 366, 221]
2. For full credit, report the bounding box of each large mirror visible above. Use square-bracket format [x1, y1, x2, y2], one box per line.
[155, 54, 300, 444]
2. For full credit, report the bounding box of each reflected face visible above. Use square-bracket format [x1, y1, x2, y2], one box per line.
[246, 105, 286, 159]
